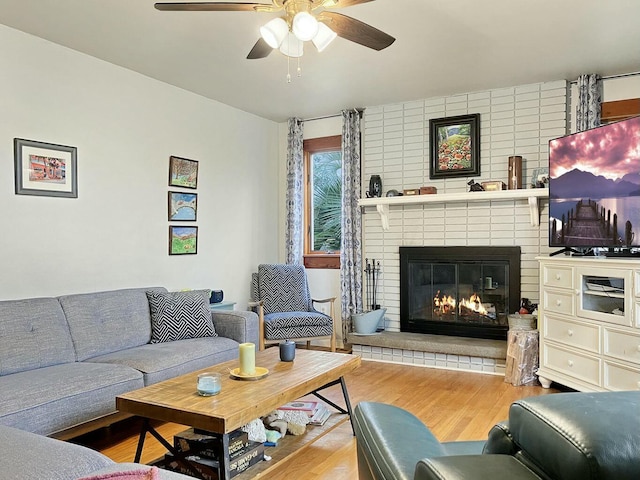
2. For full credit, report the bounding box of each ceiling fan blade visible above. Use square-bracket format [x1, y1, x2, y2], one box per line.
[319, 11, 394, 51]
[323, 0, 375, 8]
[154, 2, 271, 11]
[247, 38, 273, 59]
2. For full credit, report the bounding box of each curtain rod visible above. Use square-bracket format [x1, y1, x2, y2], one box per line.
[303, 108, 364, 122]
[569, 71, 640, 84]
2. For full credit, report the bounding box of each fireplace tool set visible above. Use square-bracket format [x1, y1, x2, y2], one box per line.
[365, 258, 381, 310]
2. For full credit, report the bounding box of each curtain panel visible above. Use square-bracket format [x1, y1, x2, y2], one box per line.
[576, 73, 602, 131]
[285, 117, 304, 265]
[340, 109, 364, 341]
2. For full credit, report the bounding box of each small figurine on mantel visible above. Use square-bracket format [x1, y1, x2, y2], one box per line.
[467, 179, 484, 192]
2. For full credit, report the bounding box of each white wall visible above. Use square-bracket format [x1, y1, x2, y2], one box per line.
[361, 81, 568, 332]
[0, 25, 280, 303]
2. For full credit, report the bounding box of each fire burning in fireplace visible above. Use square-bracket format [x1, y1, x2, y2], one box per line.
[434, 291, 489, 317]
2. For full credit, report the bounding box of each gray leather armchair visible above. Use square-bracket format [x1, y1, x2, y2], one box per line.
[353, 391, 640, 480]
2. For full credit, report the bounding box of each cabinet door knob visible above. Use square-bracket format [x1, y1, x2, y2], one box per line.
[555, 273, 561, 280]
[567, 329, 574, 337]
[556, 299, 562, 306]
[568, 360, 574, 367]
[636, 345, 640, 352]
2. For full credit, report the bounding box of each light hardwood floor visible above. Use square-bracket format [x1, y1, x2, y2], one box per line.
[76, 359, 561, 479]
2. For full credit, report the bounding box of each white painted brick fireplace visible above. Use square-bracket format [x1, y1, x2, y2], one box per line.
[352, 80, 569, 374]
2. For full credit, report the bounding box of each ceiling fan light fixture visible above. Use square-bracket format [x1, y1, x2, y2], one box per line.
[312, 23, 337, 52]
[292, 11, 319, 42]
[279, 32, 304, 57]
[260, 17, 288, 48]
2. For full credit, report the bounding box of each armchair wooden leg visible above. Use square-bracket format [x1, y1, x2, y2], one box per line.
[257, 305, 265, 351]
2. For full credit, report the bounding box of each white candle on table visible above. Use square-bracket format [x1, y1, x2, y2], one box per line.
[239, 342, 256, 375]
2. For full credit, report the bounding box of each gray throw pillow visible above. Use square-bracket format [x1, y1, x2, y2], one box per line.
[146, 290, 217, 343]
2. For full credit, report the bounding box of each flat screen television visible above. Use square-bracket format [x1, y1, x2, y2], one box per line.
[549, 115, 640, 252]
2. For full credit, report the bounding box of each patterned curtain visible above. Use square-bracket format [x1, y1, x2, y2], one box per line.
[340, 109, 364, 341]
[285, 117, 304, 265]
[576, 74, 602, 131]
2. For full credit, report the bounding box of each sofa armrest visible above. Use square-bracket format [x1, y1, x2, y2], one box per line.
[508, 391, 640, 480]
[415, 455, 541, 480]
[482, 421, 518, 455]
[211, 310, 259, 345]
[354, 402, 449, 480]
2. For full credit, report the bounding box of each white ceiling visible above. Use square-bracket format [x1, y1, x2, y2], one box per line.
[1, 0, 639, 122]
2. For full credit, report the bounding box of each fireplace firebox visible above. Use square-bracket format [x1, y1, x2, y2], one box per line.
[400, 246, 521, 340]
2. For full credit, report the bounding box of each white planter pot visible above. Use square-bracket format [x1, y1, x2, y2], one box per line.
[352, 308, 386, 334]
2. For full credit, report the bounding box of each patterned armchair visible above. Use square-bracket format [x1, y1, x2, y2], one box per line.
[250, 264, 336, 351]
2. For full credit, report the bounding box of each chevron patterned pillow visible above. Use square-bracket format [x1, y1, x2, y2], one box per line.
[146, 290, 217, 344]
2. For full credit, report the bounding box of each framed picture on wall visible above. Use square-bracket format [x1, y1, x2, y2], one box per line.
[168, 156, 198, 189]
[429, 114, 480, 179]
[168, 191, 198, 221]
[169, 226, 198, 255]
[14, 138, 78, 197]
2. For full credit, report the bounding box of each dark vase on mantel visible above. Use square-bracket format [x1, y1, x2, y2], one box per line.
[367, 175, 383, 198]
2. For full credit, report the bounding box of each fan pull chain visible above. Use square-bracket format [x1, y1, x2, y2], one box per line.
[297, 57, 301, 77]
[287, 55, 291, 83]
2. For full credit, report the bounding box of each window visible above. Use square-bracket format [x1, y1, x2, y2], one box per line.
[303, 135, 342, 269]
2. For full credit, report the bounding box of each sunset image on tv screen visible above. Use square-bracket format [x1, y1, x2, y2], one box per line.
[549, 115, 640, 248]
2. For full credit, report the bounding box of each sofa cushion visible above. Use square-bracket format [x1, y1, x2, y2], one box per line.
[60, 287, 166, 361]
[86, 336, 239, 385]
[146, 290, 216, 343]
[0, 362, 143, 436]
[0, 297, 75, 376]
[264, 312, 334, 340]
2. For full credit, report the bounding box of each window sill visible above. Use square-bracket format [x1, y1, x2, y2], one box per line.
[304, 254, 340, 269]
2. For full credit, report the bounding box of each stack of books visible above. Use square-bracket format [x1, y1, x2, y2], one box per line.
[278, 400, 331, 426]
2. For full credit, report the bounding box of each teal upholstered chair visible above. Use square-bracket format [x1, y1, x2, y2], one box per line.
[251, 264, 336, 351]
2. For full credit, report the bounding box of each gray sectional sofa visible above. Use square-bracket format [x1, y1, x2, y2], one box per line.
[0, 286, 259, 439]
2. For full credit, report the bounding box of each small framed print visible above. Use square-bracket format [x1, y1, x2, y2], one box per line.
[169, 156, 198, 189]
[531, 167, 549, 188]
[168, 191, 197, 221]
[429, 114, 480, 179]
[169, 226, 198, 255]
[14, 138, 78, 198]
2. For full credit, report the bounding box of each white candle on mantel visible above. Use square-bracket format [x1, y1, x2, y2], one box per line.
[239, 342, 256, 376]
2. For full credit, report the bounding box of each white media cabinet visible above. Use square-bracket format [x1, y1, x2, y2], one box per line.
[537, 256, 640, 392]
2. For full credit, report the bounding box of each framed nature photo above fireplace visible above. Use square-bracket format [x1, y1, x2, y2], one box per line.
[429, 114, 480, 179]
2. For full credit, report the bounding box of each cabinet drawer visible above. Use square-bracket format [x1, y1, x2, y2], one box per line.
[603, 361, 640, 391]
[542, 290, 575, 316]
[543, 265, 574, 289]
[542, 343, 600, 386]
[543, 315, 600, 353]
[604, 328, 640, 365]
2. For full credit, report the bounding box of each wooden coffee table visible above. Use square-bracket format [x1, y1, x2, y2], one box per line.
[116, 348, 361, 479]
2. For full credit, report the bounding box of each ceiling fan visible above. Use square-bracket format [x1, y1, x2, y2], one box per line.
[154, 1, 395, 60]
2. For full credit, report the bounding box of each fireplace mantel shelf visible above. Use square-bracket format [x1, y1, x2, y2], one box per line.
[358, 188, 549, 230]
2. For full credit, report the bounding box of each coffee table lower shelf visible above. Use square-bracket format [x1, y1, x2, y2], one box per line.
[234, 413, 348, 479]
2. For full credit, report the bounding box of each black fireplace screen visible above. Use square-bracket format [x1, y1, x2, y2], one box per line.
[400, 247, 520, 340]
